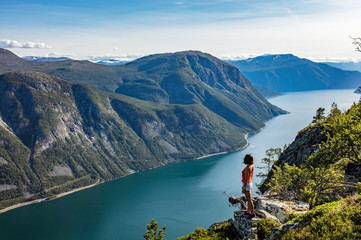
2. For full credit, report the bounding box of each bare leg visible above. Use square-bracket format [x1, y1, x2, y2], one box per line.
[245, 191, 254, 215]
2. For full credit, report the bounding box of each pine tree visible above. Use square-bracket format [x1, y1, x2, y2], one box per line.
[312, 107, 325, 123]
[329, 102, 341, 118]
[257, 148, 282, 179]
[144, 219, 166, 240]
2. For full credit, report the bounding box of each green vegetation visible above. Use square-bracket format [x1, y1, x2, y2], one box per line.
[144, 219, 166, 240]
[255, 101, 361, 238]
[257, 218, 281, 240]
[312, 107, 325, 123]
[278, 195, 361, 239]
[264, 101, 361, 208]
[177, 222, 240, 240]
[257, 147, 282, 179]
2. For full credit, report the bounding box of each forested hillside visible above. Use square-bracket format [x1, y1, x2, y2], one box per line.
[0, 72, 247, 209]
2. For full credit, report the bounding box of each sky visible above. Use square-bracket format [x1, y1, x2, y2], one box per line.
[1, 0, 361, 61]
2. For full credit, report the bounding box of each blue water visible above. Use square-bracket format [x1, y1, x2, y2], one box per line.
[0, 89, 359, 240]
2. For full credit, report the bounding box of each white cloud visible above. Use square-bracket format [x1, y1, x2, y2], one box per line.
[0, 40, 51, 49]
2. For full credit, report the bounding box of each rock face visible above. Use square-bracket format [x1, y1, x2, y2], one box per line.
[233, 210, 259, 240]
[274, 126, 325, 167]
[254, 196, 309, 223]
[259, 126, 326, 193]
[230, 195, 309, 239]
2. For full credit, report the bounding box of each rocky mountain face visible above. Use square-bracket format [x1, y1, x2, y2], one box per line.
[0, 49, 286, 133]
[0, 71, 250, 209]
[258, 125, 326, 193]
[228, 54, 361, 92]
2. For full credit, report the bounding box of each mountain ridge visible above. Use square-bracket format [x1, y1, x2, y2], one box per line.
[227, 54, 361, 92]
[0, 48, 285, 132]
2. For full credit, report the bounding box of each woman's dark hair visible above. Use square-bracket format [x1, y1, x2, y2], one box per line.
[244, 154, 254, 165]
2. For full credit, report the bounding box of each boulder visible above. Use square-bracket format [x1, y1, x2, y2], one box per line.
[229, 195, 309, 239]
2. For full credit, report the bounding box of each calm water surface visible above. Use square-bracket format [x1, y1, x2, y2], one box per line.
[0, 90, 359, 240]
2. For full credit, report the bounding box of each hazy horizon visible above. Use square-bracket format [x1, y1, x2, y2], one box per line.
[1, 0, 361, 62]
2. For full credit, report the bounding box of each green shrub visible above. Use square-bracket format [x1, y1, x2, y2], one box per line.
[177, 222, 240, 240]
[144, 219, 166, 240]
[280, 196, 361, 239]
[257, 218, 281, 240]
[356, 182, 361, 195]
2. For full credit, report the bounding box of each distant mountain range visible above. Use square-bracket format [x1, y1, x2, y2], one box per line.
[0, 48, 285, 209]
[23, 56, 73, 62]
[322, 61, 361, 72]
[227, 54, 361, 92]
[22, 56, 129, 65]
[95, 59, 129, 65]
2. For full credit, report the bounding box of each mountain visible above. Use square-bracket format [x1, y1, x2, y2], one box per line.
[0, 49, 286, 133]
[23, 56, 72, 62]
[227, 54, 361, 92]
[95, 59, 129, 65]
[323, 61, 361, 72]
[0, 49, 286, 209]
[0, 71, 249, 209]
[0, 48, 28, 66]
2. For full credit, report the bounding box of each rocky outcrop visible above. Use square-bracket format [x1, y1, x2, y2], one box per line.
[267, 222, 302, 239]
[275, 126, 325, 167]
[229, 195, 309, 239]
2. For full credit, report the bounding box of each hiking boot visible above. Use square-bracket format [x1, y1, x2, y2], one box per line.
[245, 214, 255, 220]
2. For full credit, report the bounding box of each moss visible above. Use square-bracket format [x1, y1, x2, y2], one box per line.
[257, 218, 281, 240]
[177, 222, 241, 240]
[280, 196, 361, 239]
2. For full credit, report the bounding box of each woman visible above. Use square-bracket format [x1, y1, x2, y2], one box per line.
[242, 153, 255, 219]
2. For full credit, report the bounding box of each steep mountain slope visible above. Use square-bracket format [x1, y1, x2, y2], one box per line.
[228, 54, 361, 92]
[0, 48, 29, 66]
[113, 51, 285, 131]
[0, 49, 286, 133]
[253, 85, 282, 98]
[0, 71, 248, 209]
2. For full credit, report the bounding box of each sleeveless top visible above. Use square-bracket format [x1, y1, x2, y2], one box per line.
[242, 165, 254, 183]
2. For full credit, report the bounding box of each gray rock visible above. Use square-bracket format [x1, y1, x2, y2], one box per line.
[231, 195, 309, 239]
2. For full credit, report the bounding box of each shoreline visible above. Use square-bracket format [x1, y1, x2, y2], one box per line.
[0, 128, 261, 215]
[195, 151, 228, 160]
[0, 180, 100, 215]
